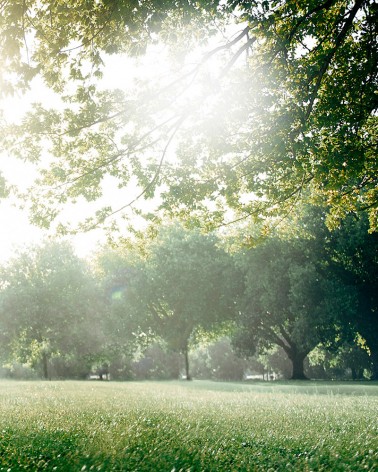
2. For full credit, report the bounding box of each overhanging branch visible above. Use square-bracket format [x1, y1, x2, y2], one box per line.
[305, 0, 366, 120]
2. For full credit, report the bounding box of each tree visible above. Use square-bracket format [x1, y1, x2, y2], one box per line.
[190, 337, 250, 381]
[0, 1, 376, 234]
[0, 241, 101, 379]
[130, 342, 181, 380]
[126, 225, 237, 380]
[308, 341, 372, 380]
[232, 235, 356, 379]
[92, 247, 147, 379]
[327, 214, 378, 379]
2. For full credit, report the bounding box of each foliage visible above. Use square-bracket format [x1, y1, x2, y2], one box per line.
[0, 0, 221, 96]
[91, 247, 147, 379]
[308, 341, 372, 380]
[232, 232, 357, 379]
[130, 342, 181, 380]
[190, 337, 249, 381]
[0, 214, 376, 382]
[0, 1, 376, 234]
[326, 213, 378, 378]
[0, 241, 102, 378]
[0, 380, 377, 470]
[123, 225, 238, 379]
[255, 346, 293, 379]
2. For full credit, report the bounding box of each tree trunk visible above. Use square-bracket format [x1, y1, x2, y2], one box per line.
[42, 352, 49, 380]
[288, 350, 308, 380]
[183, 345, 192, 381]
[351, 367, 357, 380]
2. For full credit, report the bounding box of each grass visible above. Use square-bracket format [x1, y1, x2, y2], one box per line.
[0, 380, 377, 471]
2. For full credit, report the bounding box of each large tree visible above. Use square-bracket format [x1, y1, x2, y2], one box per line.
[0, 241, 101, 379]
[232, 235, 356, 379]
[125, 225, 237, 380]
[0, 1, 376, 234]
[327, 214, 378, 379]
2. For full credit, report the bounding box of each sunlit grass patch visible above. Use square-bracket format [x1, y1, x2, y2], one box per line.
[0, 380, 377, 471]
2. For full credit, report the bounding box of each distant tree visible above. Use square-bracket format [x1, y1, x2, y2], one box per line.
[232, 235, 356, 379]
[308, 341, 372, 380]
[262, 348, 293, 380]
[127, 225, 237, 380]
[0, 241, 101, 379]
[190, 337, 250, 381]
[92, 248, 145, 379]
[130, 342, 181, 380]
[207, 337, 248, 381]
[327, 215, 378, 379]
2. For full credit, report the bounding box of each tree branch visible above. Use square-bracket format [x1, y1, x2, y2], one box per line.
[287, 0, 337, 43]
[202, 26, 251, 62]
[90, 115, 186, 227]
[306, 0, 366, 120]
[212, 172, 313, 230]
[49, 113, 180, 191]
[220, 37, 256, 77]
[260, 319, 290, 351]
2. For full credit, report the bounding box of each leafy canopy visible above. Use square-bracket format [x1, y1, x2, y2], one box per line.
[123, 225, 236, 351]
[0, 241, 101, 376]
[0, 0, 377, 233]
[232, 231, 357, 378]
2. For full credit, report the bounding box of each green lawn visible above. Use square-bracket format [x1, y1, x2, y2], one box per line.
[0, 380, 377, 471]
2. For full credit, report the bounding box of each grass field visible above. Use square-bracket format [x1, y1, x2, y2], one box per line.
[0, 380, 377, 471]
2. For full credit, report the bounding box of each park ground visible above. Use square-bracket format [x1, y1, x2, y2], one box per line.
[0, 379, 377, 471]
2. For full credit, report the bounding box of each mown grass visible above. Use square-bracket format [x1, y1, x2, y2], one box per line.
[0, 380, 377, 471]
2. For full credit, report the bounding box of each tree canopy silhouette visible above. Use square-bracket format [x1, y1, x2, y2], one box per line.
[0, 1, 376, 233]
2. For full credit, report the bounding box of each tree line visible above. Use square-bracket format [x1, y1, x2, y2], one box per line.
[0, 1, 376, 384]
[0, 207, 376, 381]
